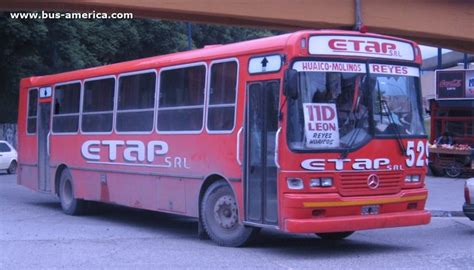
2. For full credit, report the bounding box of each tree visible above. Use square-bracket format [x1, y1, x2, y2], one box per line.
[0, 12, 278, 123]
[191, 24, 280, 48]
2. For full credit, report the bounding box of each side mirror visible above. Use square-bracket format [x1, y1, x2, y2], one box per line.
[284, 69, 298, 99]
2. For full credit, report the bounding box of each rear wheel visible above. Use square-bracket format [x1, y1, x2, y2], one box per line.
[59, 169, 88, 215]
[444, 162, 462, 178]
[7, 160, 17, 174]
[201, 181, 256, 247]
[316, 231, 354, 240]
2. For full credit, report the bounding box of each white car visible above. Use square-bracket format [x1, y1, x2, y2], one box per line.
[0, 140, 17, 174]
[464, 178, 474, 220]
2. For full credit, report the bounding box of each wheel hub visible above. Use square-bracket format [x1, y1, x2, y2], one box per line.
[214, 195, 238, 229]
[445, 163, 461, 177]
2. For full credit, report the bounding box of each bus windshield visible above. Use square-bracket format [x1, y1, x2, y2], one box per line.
[287, 62, 425, 152]
[371, 74, 425, 137]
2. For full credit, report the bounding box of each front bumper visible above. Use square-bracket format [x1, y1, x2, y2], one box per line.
[284, 210, 431, 233]
[282, 189, 430, 233]
[463, 203, 474, 220]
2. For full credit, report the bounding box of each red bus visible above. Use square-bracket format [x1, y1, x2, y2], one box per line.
[17, 30, 430, 246]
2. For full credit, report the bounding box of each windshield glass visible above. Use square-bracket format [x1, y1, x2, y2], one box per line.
[371, 74, 425, 136]
[287, 61, 425, 152]
[287, 67, 371, 151]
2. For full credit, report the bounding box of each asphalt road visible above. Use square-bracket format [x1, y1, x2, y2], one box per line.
[1, 173, 473, 269]
[425, 175, 468, 215]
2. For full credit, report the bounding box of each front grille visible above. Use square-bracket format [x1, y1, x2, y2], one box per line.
[339, 171, 402, 197]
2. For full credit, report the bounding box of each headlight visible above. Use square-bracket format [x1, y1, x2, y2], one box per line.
[321, 177, 333, 187]
[309, 178, 321, 187]
[309, 178, 333, 188]
[287, 178, 304, 190]
[405, 175, 420, 183]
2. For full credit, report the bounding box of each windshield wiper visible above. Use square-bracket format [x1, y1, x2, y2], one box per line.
[340, 109, 367, 158]
[374, 78, 407, 156]
[380, 99, 407, 156]
[340, 76, 366, 158]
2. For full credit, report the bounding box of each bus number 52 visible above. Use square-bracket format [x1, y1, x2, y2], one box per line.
[406, 140, 429, 167]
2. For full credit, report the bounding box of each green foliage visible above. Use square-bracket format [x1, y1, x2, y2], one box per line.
[0, 16, 47, 122]
[0, 13, 277, 123]
[191, 24, 279, 48]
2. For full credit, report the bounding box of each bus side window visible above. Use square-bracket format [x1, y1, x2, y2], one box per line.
[207, 60, 238, 132]
[82, 78, 115, 133]
[27, 88, 38, 134]
[52, 83, 81, 133]
[158, 65, 206, 132]
[116, 72, 156, 132]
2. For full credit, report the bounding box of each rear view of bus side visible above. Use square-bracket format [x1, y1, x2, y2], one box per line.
[17, 30, 430, 247]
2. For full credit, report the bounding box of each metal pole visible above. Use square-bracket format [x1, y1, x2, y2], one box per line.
[187, 22, 192, 50]
[464, 53, 468, 69]
[354, 0, 363, 31]
[437, 48, 442, 69]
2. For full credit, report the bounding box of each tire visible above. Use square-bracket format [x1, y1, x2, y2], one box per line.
[7, 160, 17, 174]
[444, 162, 462, 178]
[59, 169, 88, 215]
[201, 181, 257, 247]
[316, 231, 354, 240]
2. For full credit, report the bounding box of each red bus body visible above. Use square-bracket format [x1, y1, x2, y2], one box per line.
[17, 30, 430, 244]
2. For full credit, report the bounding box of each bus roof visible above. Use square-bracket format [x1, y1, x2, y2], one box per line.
[21, 30, 419, 88]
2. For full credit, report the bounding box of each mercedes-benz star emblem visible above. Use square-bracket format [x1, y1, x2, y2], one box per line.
[367, 174, 380, 189]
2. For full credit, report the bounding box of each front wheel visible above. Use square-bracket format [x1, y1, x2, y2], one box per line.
[7, 160, 17, 174]
[316, 231, 354, 240]
[201, 181, 257, 247]
[59, 169, 88, 215]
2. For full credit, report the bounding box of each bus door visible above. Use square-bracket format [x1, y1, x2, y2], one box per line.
[38, 88, 52, 192]
[244, 80, 280, 225]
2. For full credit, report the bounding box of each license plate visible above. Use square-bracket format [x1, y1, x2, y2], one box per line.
[361, 205, 380, 215]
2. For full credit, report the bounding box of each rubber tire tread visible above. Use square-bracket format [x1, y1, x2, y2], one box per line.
[59, 169, 88, 216]
[444, 162, 462, 178]
[201, 180, 256, 247]
[7, 160, 17, 174]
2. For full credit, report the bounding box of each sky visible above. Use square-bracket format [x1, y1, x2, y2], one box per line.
[419, 45, 452, 59]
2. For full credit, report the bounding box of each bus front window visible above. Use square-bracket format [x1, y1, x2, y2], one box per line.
[371, 75, 426, 137]
[287, 71, 371, 151]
